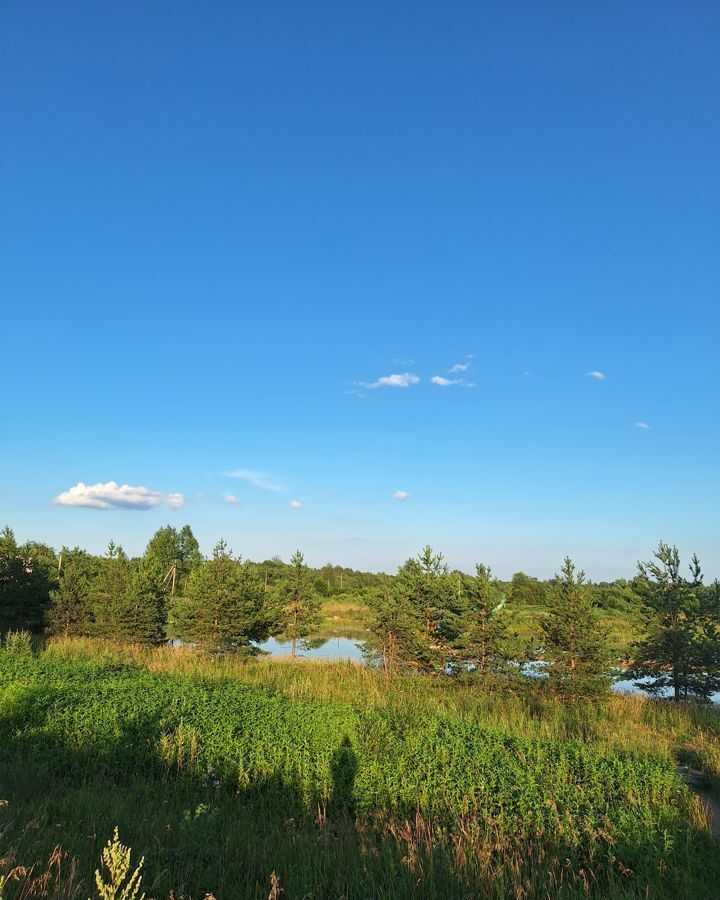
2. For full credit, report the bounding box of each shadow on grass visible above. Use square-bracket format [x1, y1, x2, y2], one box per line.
[0, 679, 719, 899]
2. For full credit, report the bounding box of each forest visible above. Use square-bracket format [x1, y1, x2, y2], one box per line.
[2, 523, 720, 701]
[1, 524, 720, 898]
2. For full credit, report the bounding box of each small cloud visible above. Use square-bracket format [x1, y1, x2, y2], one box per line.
[393, 490, 411, 501]
[344, 389, 366, 399]
[450, 362, 470, 373]
[360, 373, 420, 389]
[226, 469, 284, 492]
[290, 499, 304, 509]
[392, 357, 414, 365]
[431, 376, 474, 388]
[53, 481, 184, 511]
[586, 371, 606, 381]
[223, 494, 241, 504]
[635, 421, 651, 430]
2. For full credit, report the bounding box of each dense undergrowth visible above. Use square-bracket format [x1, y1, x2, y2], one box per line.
[1, 640, 719, 898]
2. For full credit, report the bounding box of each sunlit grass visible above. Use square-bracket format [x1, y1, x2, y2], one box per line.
[1, 639, 719, 898]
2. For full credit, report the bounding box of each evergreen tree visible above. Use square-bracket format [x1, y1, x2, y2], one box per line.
[541, 557, 610, 699]
[282, 550, 321, 656]
[396, 546, 454, 670]
[630, 543, 720, 702]
[116, 557, 167, 645]
[363, 578, 428, 673]
[48, 548, 96, 637]
[92, 541, 131, 638]
[457, 564, 512, 675]
[177, 540, 276, 652]
[0, 526, 54, 633]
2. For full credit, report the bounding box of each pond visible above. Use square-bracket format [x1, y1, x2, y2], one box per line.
[171, 634, 720, 702]
[257, 635, 366, 663]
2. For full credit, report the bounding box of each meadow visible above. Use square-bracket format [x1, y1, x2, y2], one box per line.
[1, 638, 719, 899]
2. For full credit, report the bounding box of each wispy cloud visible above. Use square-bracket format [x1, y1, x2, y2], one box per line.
[360, 372, 420, 389]
[226, 469, 284, 492]
[635, 421, 651, 430]
[290, 499, 304, 509]
[393, 490, 411, 501]
[431, 375, 475, 388]
[586, 371, 606, 381]
[53, 481, 184, 511]
[223, 494, 241, 504]
[450, 362, 470, 373]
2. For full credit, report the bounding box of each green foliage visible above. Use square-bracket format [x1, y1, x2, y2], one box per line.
[395, 546, 456, 669]
[2, 629, 34, 655]
[175, 540, 276, 652]
[541, 558, 611, 699]
[144, 525, 202, 595]
[509, 571, 547, 606]
[363, 577, 429, 672]
[115, 558, 167, 646]
[631, 543, 720, 702]
[91, 542, 131, 639]
[455, 564, 513, 675]
[48, 548, 96, 637]
[1, 648, 718, 898]
[280, 550, 321, 655]
[0, 526, 54, 633]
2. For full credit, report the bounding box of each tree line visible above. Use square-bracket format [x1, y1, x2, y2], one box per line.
[1, 524, 719, 701]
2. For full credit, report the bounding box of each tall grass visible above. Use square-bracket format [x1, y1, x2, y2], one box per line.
[1, 640, 719, 898]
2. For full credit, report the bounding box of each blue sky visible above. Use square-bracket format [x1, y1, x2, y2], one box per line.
[1, 2, 719, 579]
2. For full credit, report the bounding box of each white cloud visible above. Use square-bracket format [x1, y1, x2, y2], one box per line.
[586, 371, 606, 381]
[450, 362, 470, 373]
[635, 421, 651, 430]
[290, 499, 304, 509]
[393, 490, 411, 501]
[223, 494, 241, 504]
[53, 481, 184, 511]
[431, 375, 474, 388]
[361, 372, 420, 389]
[226, 469, 284, 492]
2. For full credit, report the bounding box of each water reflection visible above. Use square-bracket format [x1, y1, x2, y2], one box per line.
[169, 634, 719, 703]
[256, 635, 366, 662]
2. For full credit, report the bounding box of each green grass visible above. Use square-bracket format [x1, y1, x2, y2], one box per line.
[1, 640, 719, 899]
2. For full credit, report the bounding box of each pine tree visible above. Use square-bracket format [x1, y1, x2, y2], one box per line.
[48, 548, 96, 637]
[281, 550, 321, 656]
[363, 578, 428, 673]
[116, 558, 167, 645]
[396, 546, 454, 670]
[630, 543, 720, 702]
[92, 541, 131, 638]
[0, 526, 54, 633]
[541, 557, 610, 699]
[457, 564, 512, 675]
[177, 540, 276, 652]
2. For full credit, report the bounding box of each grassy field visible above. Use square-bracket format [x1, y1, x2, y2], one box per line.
[1, 639, 719, 899]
